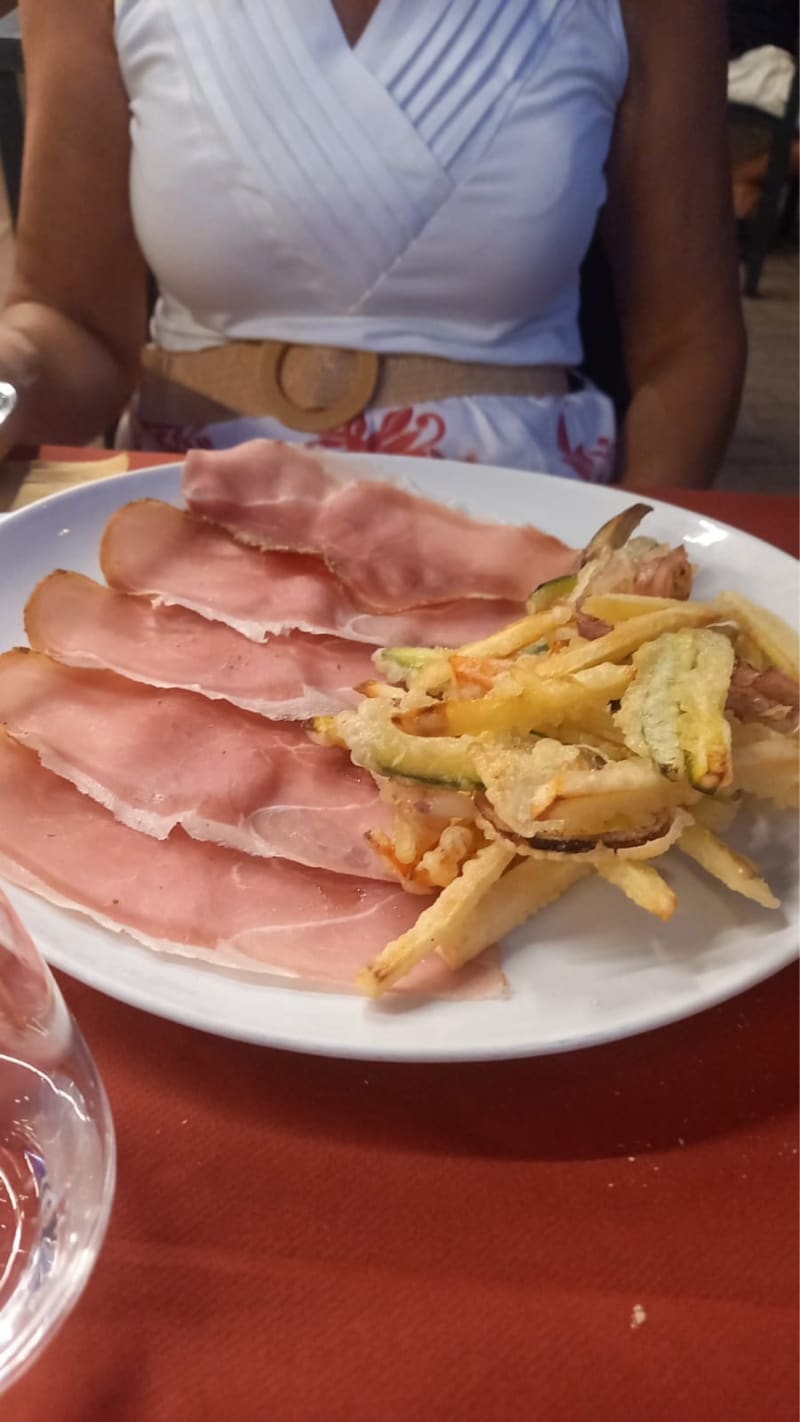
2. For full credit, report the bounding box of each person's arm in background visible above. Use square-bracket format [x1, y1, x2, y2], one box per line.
[605, 0, 746, 490]
[0, 0, 146, 459]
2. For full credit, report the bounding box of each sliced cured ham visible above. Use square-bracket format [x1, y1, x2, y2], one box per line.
[25, 571, 375, 719]
[0, 736, 502, 996]
[100, 500, 526, 646]
[183, 440, 577, 612]
[0, 650, 394, 880]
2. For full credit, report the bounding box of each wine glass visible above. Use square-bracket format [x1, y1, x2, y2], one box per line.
[0, 888, 115, 1393]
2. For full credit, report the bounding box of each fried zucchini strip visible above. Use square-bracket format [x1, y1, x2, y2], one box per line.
[320, 701, 483, 790]
[616, 629, 734, 790]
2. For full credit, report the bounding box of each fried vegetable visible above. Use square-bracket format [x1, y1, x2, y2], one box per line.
[413, 823, 483, 890]
[439, 859, 589, 968]
[487, 804, 693, 861]
[678, 825, 780, 909]
[571, 663, 636, 698]
[357, 679, 404, 701]
[616, 629, 734, 791]
[318, 536, 791, 993]
[372, 604, 574, 696]
[456, 603, 573, 660]
[357, 840, 515, 995]
[473, 740, 589, 832]
[373, 646, 447, 682]
[448, 656, 516, 694]
[595, 859, 677, 920]
[581, 592, 691, 624]
[580, 503, 653, 564]
[368, 820, 481, 892]
[518, 780, 693, 837]
[311, 715, 348, 749]
[532, 602, 720, 679]
[679, 632, 736, 789]
[478, 747, 692, 838]
[328, 701, 482, 790]
[526, 572, 578, 613]
[381, 781, 478, 862]
[364, 831, 435, 893]
[715, 591, 799, 680]
[395, 672, 620, 743]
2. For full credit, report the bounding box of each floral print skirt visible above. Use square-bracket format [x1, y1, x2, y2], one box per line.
[128, 385, 617, 483]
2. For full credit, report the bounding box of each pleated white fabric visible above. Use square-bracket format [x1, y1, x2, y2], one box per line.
[116, 0, 627, 478]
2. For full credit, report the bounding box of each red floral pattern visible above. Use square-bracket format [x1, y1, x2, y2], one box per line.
[129, 401, 615, 483]
[556, 413, 614, 482]
[309, 406, 447, 458]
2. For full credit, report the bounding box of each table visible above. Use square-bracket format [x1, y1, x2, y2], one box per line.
[5, 451, 799, 1422]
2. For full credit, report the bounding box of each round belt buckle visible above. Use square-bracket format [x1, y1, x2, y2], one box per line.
[260, 343, 380, 434]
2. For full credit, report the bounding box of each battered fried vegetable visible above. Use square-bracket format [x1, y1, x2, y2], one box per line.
[581, 592, 690, 623]
[526, 572, 578, 613]
[715, 591, 799, 680]
[595, 859, 677, 920]
[616, 629, 734, 791]
[531, 602, 720, 678]
[316, 701, 483, 790]
[679, 825, 780, 908]
[373, 646, 446, 681]
[438, 859, 589, 968]
[357, 840, 515, 996]
[308, 506, 794, 995]
[580, 503, 653, 564]
[395, 672, 620, 743]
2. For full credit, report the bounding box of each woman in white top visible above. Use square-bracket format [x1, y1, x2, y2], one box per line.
[0, 1, 744, 486]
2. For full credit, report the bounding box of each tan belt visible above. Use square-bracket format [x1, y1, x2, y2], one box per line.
[138, 341, 568, 433]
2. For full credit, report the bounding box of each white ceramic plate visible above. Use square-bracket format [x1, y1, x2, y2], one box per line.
[0, 455, 797, 1060]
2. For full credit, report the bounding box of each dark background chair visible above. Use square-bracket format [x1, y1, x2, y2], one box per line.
[729, 65, 798, 296]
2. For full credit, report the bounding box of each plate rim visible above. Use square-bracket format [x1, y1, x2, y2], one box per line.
[25, 896, 795, 1062]
[0, 452, 797, 1061]
[2, 453, 798, 579]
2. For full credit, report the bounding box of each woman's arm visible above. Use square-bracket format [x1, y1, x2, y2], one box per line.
[0, 0, 147, 457]
[604, 0, 746, 490]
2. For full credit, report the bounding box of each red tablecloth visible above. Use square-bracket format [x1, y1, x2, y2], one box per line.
[8, 458, 799, 1422]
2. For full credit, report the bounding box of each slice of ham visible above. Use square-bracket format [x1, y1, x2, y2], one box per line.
[585, 540, 694, 601]
[0, 735, 503, 996]
[100, 500, 527, 646]
[25, 571, 375, 719]
[0, 649, 394, 880]
[727, 660, 799, 733]
[182, 440, 577, 612]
